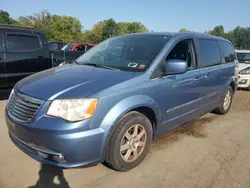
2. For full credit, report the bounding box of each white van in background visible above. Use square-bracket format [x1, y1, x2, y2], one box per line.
[236, 50, 250, 90]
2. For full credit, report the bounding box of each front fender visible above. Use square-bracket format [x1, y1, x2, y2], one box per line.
[100, 95, 160, 131]
[98, 95, 161, 161]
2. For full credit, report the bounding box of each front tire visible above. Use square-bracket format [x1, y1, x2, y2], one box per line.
[213, 86, 233, 115]
[105, 111, 153, 171]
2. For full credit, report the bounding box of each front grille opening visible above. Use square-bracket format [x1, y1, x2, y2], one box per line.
[7, 92, 43, 122]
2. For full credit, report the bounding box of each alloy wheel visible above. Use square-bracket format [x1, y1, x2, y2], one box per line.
[120, 124, 147, 163]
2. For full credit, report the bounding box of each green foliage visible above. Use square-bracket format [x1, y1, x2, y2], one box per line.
[208, 25, 225, 37]
[117, 22, 148, 35]
[99, 19, 119, 41]
[81, 24, 102, 43]
[0, 10, 19, 25]
[208, 25, 250, 49]
[19, 10, 82, 42]
[224, 30, 235, 45]
[82, 19, 149, 43]
[233, 26, 250, 49]
[179, 28, 189, 32]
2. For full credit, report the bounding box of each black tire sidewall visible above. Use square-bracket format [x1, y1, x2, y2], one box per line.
[106, 111, 153, 171]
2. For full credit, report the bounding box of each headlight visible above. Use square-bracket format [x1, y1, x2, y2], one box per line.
[47, 99, 98, 122]
[239, 67, 250, 75]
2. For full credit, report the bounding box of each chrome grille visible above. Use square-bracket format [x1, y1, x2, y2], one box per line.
[7, 91, 44, 122]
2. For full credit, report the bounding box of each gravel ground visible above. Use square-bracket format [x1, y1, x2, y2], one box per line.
[0, 90, 250, 188]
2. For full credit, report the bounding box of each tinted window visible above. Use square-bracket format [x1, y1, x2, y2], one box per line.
[76, 45, 85, 51]
[197, 39, 221, 68]
[0, 33, 3, 52]
[61, 43, 73, 51]
[219, 41, 236, 63]
[236, 52, 250, 64]
[49, 42, 65, 51]
[6, 34, 41, 51]
[49, 43, 59, 51]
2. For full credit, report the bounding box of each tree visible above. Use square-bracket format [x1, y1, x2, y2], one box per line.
[233, 26, 250, 49]
[117, 22, 148, 35]
[0, 10, 19, 25]
[82, 23, 102, 43]
[49, 15, 82, 42]
[19, 10, 82, 42]
[179, 28, 189, 32]
[208, 25, 225, 37]
[82, 19, 148, 43]
[224, 30, 236, 46]
[99, 19, 119, 41]
[207, 25, 250, 49]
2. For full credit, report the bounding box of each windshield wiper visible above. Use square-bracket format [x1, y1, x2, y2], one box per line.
[83, 63, 119, 70]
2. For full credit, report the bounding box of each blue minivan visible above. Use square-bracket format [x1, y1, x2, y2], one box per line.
[5, 32, 237, 171]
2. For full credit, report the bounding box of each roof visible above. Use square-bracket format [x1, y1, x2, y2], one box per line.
[48, 41, 65, 43]
[0, 24, 41, 32]
[124, 32, 229, 42]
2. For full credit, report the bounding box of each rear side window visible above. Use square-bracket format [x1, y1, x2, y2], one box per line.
[0, 33, 3, 52]
[219, 40, 236, 63]
[6, 34, 41, 51]
[197, 39, 221, 68]
[76, 45, 85, 51]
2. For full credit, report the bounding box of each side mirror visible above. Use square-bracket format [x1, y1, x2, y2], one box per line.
[162, 59, 188, 76]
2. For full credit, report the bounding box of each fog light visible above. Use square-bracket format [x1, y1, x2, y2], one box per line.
[239, 79, 248, 84]
[39, 151, 48, 158]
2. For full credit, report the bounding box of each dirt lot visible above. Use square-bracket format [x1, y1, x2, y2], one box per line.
[0, 90, 250, 188]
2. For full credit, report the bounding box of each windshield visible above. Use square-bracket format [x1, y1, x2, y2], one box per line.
[61, 43, 74, 51]
[75, 35, 170, 72]
[236, 52, 250, 64]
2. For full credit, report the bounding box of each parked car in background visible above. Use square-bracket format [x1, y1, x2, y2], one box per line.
[52, 43, 96, 66]
[61, 43, 96, 52]
[0, 25, 52, 90]
[61, 43, 74, 51]
[0, 25, 95, 88]
[236, 50, 250, 90]
[5, 32, 237, 172]
[49, 41, 66, 51]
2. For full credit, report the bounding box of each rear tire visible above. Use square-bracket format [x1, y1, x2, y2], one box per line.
[213, 86, 233, 115]
[105, 111, 153, 172]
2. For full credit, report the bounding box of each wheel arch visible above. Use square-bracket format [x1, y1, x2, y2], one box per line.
[229, 76, 237, 93]
[99, 95, 160, 161]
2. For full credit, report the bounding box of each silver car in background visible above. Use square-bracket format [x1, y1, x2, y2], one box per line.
[236, 50, 250, 90]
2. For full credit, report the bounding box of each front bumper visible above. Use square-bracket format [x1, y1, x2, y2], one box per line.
[5, 112, 106, 168]
[238, 74, 250, 89]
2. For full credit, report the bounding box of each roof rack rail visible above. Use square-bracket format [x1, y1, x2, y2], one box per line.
[0, 24, 35, 30]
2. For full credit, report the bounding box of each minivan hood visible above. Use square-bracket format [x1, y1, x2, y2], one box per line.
[16, 65, 138, 100]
